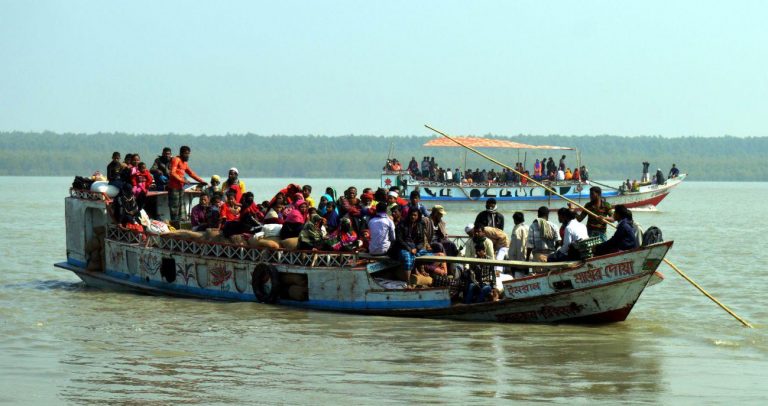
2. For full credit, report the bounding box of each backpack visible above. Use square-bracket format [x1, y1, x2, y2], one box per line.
[642, 226, 663, 246]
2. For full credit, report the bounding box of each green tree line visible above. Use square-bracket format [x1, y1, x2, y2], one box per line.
[1, 131, 766, 181]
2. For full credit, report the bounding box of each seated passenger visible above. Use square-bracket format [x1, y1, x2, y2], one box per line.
[204, 175, 222, 200]
[302, 185, 315, 208]
[396, 208, 429, 283]
[325, 217, 361, 251]
[298, 214, 326, 250]
[464, 225, 495, 260]
[219, 189, 241, 226]
[420, 242, 447, 277]
[367, 202, 396, 256]
[564, 168, 573, 180]
[190, 194, 211, 231]
[223, 168, 246, 202]
[115, 183, 140, 228]
[263, 202, 285, 225]
[280, 199, 309, 239]
[106, 151, 125, 189]
[222, 192, 262, 238]
[131, 162, 153, 210]
[149, 147, 172, 191]
[462, 245, 494, 304]
[548, 208, 588, 262]
[323, 201, 340, 232]
[594, 205, 638, 256]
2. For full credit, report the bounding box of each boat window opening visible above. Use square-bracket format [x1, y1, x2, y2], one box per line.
[552, 280, 574, 291]
[126, 251, 138, 276]
[161, 258, 176, 283]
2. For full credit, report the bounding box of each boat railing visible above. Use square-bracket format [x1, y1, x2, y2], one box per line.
[105, 224, 360, 268]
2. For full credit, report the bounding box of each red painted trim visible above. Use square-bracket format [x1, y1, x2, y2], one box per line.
[566, 304, 635, 323]
[623, 192, 669, 208]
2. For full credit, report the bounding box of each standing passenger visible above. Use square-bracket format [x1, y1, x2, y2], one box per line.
[474, 198, 505, 231]
[168, 146, 207, 227]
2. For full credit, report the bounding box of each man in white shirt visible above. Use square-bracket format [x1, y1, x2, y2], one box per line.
[548, 208, 588, 262]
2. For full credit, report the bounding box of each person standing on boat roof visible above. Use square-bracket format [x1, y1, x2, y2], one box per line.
[576, 186, 613, 242]
[408, 157, 419, 176]
[168, 146, 207, 227]
[150, 147, 172, 191]
[642, 161, 650, 183]
[453, 168, 461, 183]
[368, 202, 396, 256]
[548, 208, 588, 262]
[475, 198, 505, 231]
[526, 206, 560, 264]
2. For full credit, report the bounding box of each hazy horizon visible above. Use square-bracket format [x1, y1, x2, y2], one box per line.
[2, 1, 767, 138]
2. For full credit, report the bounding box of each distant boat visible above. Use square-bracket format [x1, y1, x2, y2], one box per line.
[382, 136, 686, 210]
[56, 185, 672, 324]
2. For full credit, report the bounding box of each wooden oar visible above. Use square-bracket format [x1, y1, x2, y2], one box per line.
[425, 124, 754, 328]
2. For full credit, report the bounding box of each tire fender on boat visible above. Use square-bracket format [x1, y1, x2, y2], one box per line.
[251, 263, 281, 303]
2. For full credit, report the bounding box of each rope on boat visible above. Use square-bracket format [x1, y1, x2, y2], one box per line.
[425, 124, 754, 328]
[588, 179, 621, 192]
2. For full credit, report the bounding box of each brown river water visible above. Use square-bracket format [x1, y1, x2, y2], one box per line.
[0, 177, 766, 404]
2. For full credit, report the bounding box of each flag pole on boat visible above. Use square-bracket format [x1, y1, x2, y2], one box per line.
[424, 124, 753, 328]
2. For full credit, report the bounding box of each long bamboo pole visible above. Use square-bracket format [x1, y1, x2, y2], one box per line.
[425, 124, 753, 328]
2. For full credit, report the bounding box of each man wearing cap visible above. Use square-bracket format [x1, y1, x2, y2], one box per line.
[424, 205, 458, 257]
[474, 198, 505, 231]
[223, 167, 246, 203]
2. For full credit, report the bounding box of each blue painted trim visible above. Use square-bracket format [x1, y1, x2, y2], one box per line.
[98, 269, 449, 310]
[68, 258, 87, 268]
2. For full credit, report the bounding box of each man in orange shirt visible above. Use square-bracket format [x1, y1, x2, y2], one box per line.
[168, 146, 207, 226]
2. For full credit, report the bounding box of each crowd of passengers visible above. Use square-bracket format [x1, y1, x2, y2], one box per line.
[385, 155, 590, 184]
[102, 146, 645, 301]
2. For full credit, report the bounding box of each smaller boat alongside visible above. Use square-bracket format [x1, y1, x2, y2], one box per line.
[381, 136, 686, 210]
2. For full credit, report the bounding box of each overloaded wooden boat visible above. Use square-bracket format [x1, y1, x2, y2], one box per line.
[56, 187, 672, 323]
[382, 136, 686, 210]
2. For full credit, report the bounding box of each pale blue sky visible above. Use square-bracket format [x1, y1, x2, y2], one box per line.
[1, 1, 766, 137]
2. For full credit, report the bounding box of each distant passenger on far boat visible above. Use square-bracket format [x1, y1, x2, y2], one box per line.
[594, 205, 638, 256]
[580, 166, 589, 181]
[559, 155, 567, 171]
[576, 186, 613, 242]
[368, 202, 396, 256]
[655, 168, 666, 185]
[167, 146, 207, 227]
[453, 168, 461, 183]
[548, 208, 589, 262]
[556, 168, 565, 181]
[572, 167, 580, 181]
[668, 164, 680, 179]
[641, 161, 650, 182]
[408, 157, 419, 176]
[526, 206, 561, 263]
[475, 198, 505, 231]
[510, 212, 528, 263]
